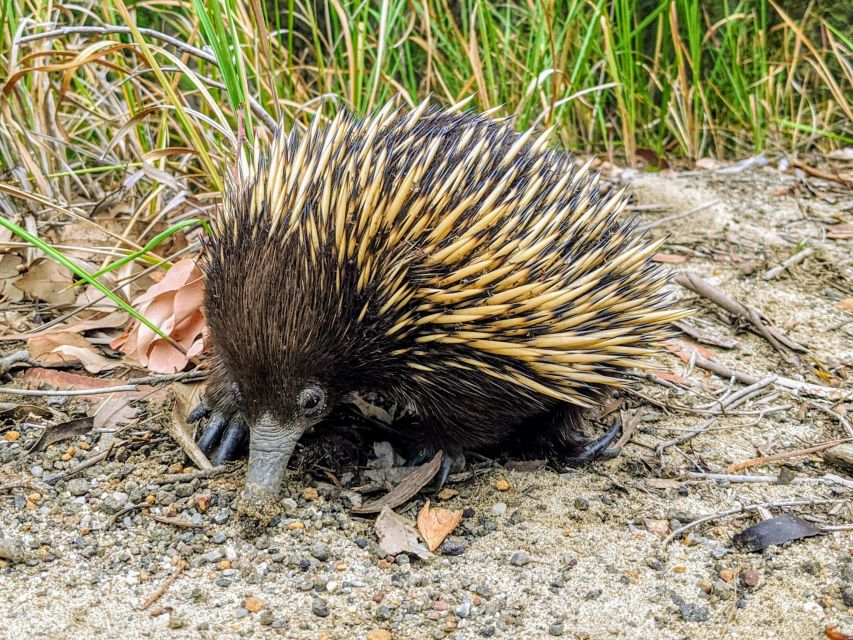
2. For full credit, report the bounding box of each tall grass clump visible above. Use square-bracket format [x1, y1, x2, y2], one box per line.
[0, 1, 849, 310]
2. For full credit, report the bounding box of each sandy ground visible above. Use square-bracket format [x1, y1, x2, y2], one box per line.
[1, 164, 852, 640]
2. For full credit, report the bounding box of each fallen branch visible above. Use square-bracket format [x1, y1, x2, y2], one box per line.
[685, 471, 853, 490]
[790, 160, 853, 188]
[724, 438, 849, 474]
[675, 271, 806, 361]
[683, 350, 849, 401]
[0, 371, 205, 397]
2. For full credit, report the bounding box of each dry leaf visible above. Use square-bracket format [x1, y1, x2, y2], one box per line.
[664, 339, 716, 363]
[416, 500, 462, 551]
[28, 332, 122, 373]
[51, 345, 122, 374]
[168, 382, 212, 471]
[1, 310, 129, 341]
[119, 259, 205, 373]
[652, 253, 688, 264]
[826, 625, 853, 640]
[826, 224, 853, 239]
[839, 299, 853, 312]
[93, 396, 138, 430]
[28, 332, 94, 364]
[375, 506, 432, 560]
[14, 259, 76, 306]
[645, 478, 682, 490]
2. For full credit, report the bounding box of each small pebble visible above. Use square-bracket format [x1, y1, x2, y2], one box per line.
[548, 622, 564, 636]
[741, 568, 760, 588]
[491, 503, 507, 516]
[244, 596, 264, 613]
[573, 497, 589, 511]
[67, 479, 90, 497]
[312, 597, 329, 617]
[494, 479, 510, 492]
[509, 551, 530, 567]
[441, 540, 466, 556]
[311, 542, 330, 562]
[367, 631, 392, 640]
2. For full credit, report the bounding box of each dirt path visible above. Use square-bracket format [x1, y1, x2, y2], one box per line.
[1, 165, 851, 640]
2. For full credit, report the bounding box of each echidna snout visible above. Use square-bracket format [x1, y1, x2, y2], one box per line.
[193, 98, 686, 525]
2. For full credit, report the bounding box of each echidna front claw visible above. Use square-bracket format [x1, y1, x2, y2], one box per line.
[562, 417, 622, 468]
[190, 389, 249, 464]
[212, 419, 248, 465]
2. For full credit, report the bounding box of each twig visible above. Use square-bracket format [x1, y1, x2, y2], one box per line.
[44, 441, 121, 485]
[0, 371, 206, 397]
[790, 160, 853, 188]
[675, 271, 806, 361]
[147, 514, 202, 528]
[662, 498, 845, 547]
[762, 247, 814, 281]
[673, 320, 737, 349]
[0, 350, 39, 375]
[724, 438, 849, 474]
[613, 409, 641, 450]
[806, 400, 853, 438]
[103, 502, 149, 530]
[637, 200, 720, 232]
[139, 564, 185, 611]
[684, 351, 850, 401]
[685, 471, 853, 489]
[656, 376, 776, 454]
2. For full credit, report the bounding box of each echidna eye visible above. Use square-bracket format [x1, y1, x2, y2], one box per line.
[297, 385, 325, 417]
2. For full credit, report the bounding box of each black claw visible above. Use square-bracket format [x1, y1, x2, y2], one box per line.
[213, 420, 248, 465]
[198, 413, 228, 453]
[431, 452, 454, 491]
[187, 399, 209, 423]
[563, 417, 623, 467]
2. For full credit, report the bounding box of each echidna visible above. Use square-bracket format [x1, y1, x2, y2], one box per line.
[191, 99, 683, 522]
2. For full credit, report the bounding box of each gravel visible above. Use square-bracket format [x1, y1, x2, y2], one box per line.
[1, 173, 852, 639]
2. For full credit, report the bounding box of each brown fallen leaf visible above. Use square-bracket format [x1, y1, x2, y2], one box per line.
[649, 371, 697, 387]
[50, 345, 121, 374]
[28, 416, 94, 453]
[645, 478, 682, 490]
[416, 500, 462, 551]
[28, 332, 94, 364]
[352, 451, 442, 514]
[1, 311, 129, 341]
[374, 506, 432, 560]
[117, 259, 205, 373]
[664, 339, 717, 363]
[13, 259, 76, 306]
[826, 625, 853, 640]
[839, 299, 853, 312]
[652, 253, 688, 264]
